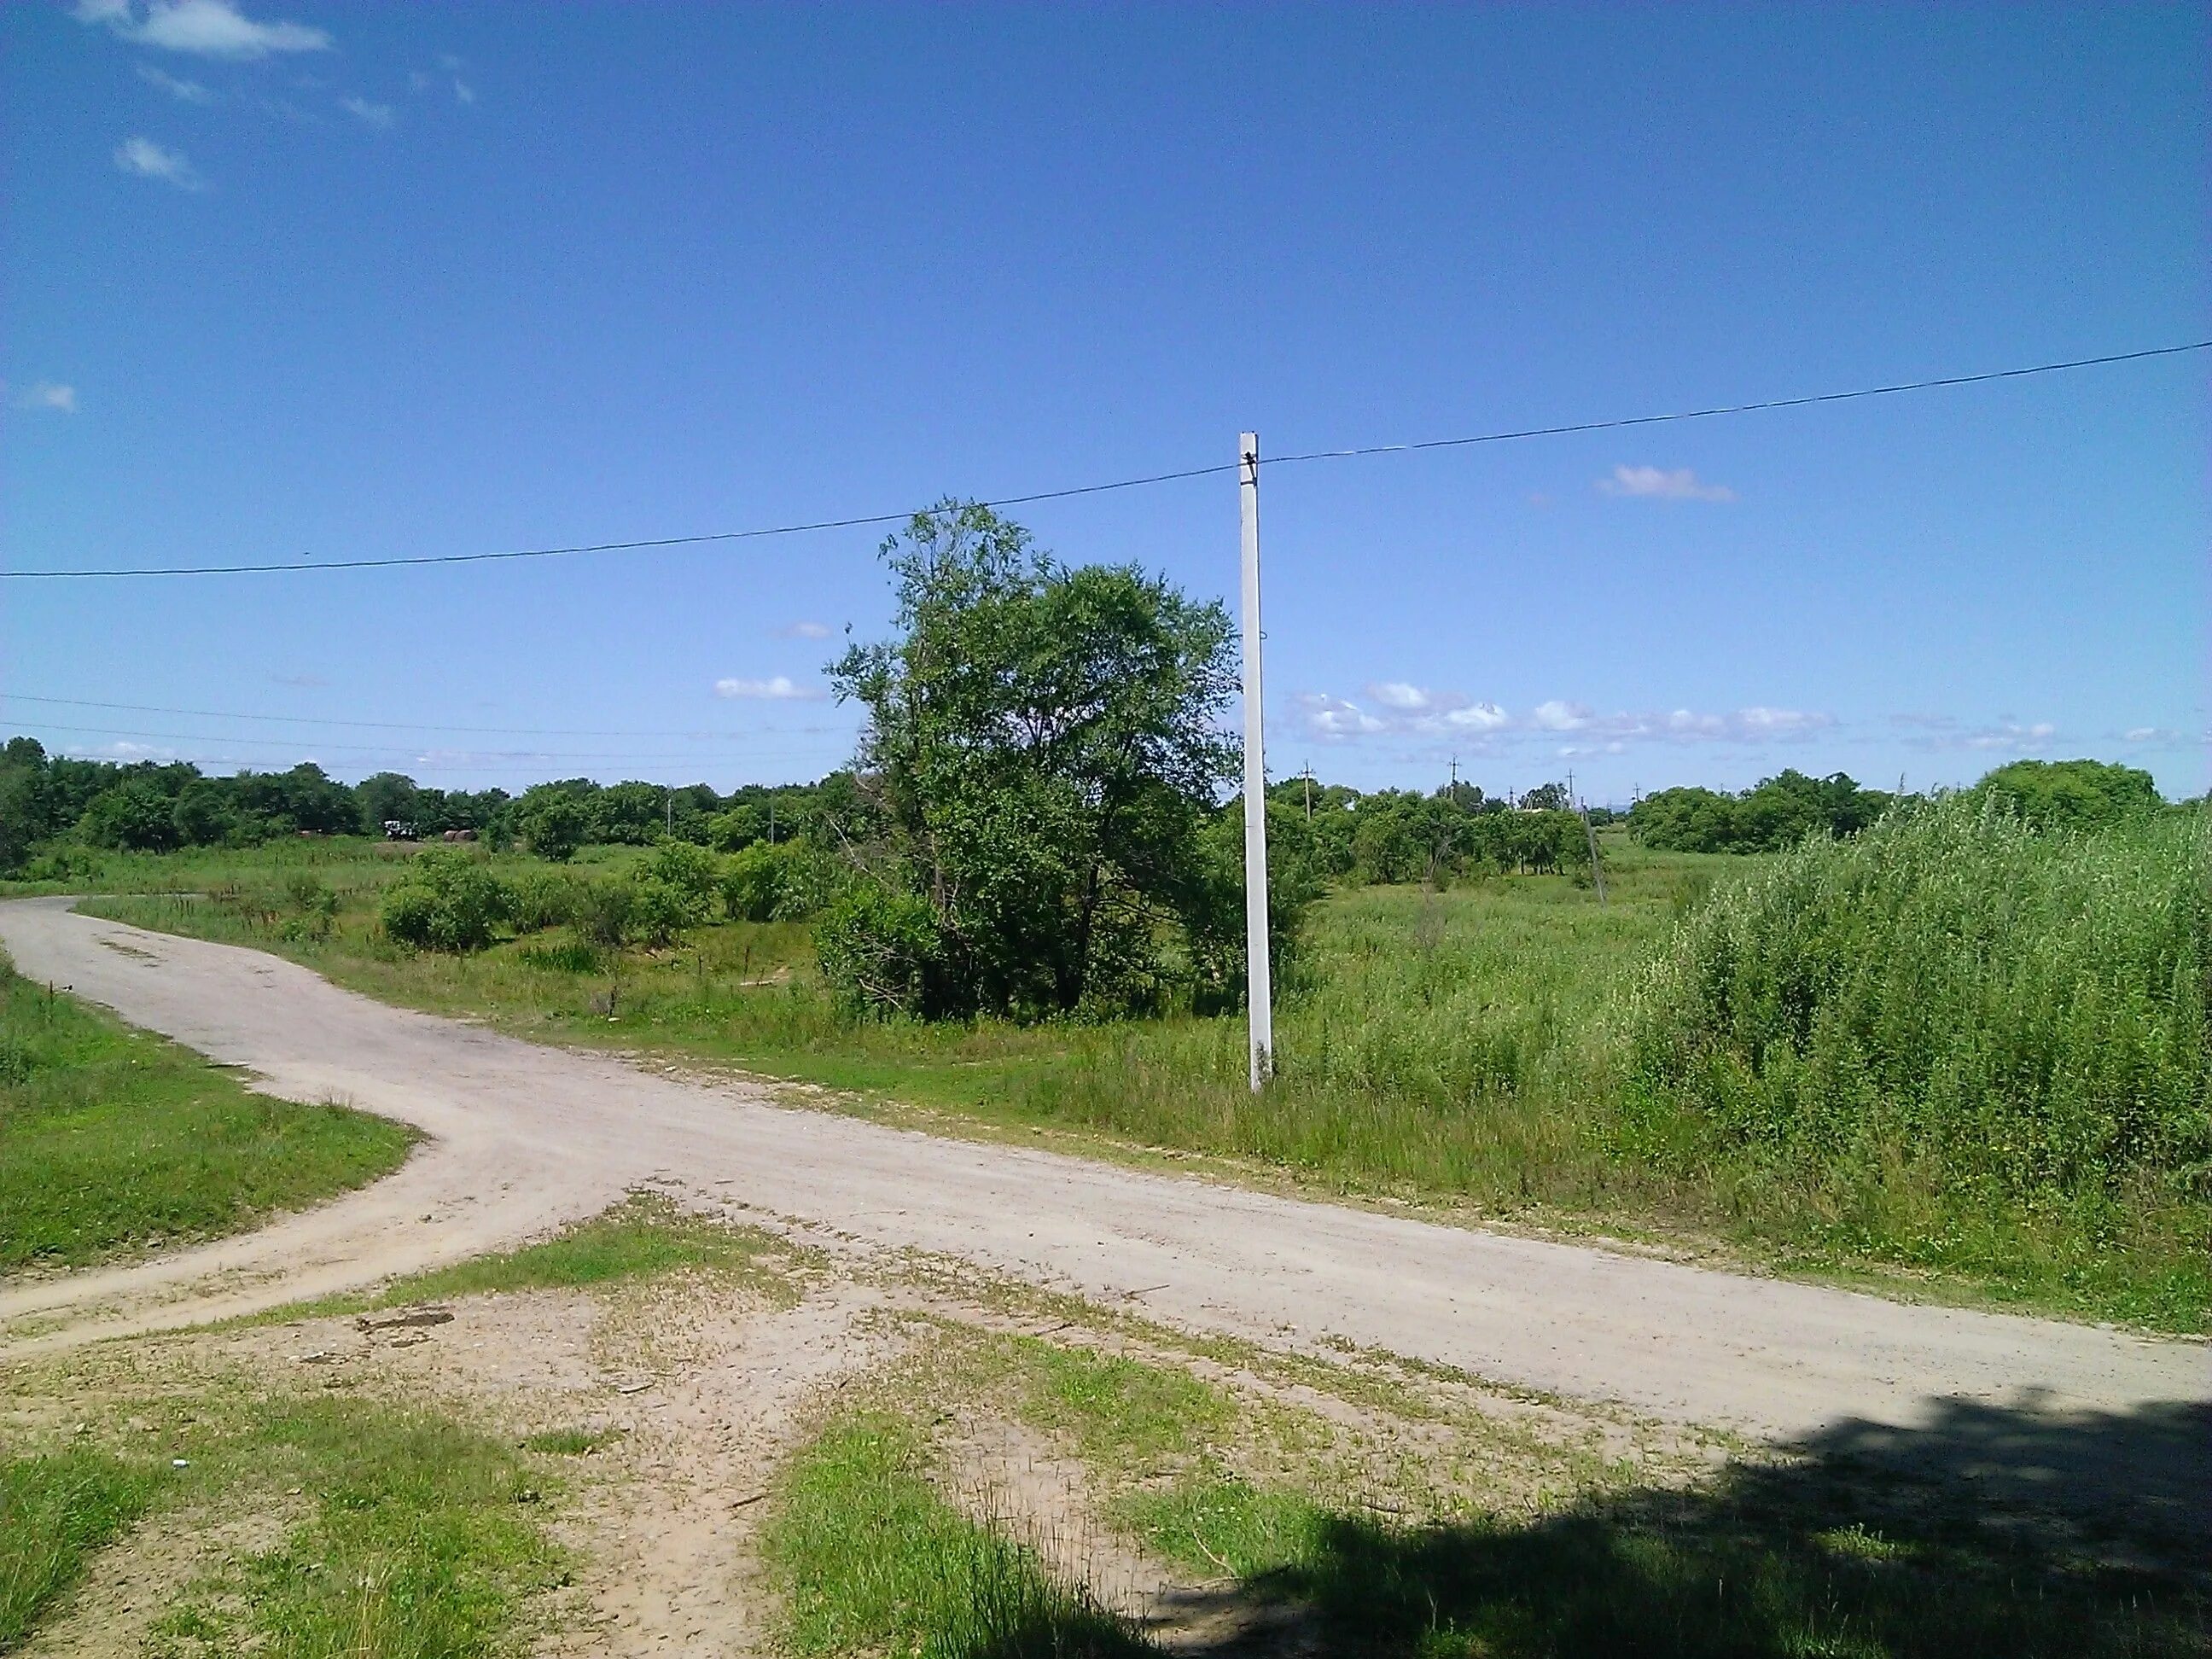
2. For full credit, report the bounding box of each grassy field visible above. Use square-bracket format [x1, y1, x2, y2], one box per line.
[42, 812, 2211, 1331]
[0, 960, 417, 1274]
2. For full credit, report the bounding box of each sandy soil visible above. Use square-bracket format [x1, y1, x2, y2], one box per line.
[3, 896, 2205, 1474]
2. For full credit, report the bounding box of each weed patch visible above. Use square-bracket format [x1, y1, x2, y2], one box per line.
[0, 1450, 157, 1649]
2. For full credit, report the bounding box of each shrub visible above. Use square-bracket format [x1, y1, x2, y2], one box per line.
[630, 876, 709, 948]
[378, 850, 512, 954]
[812, 882, 947, 1016]
[516, 793, 588, 862]
[573, 875, 637, 948]
[722, 841, 837, 923]
[1624, 796, 2211, 1208]
[507, 867, 583, 934]
[644, 840, 720, 915]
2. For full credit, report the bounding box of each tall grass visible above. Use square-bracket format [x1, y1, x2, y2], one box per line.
[0, 1452, 155, 1648]
[1624, 799, 2209, 1317]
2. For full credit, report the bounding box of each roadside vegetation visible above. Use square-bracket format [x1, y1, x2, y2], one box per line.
[3, 510, 2202, 1330]
[0, 961, 416, 1273]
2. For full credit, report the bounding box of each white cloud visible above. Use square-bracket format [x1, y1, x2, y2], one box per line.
[714, 675, 824, 701]
[14, 381, 79, 413]
[114, 135, 205, 189]
[341, 95, 394, 128]
[1443, 701, 1509, 731]
[1895, 716, 2058, 754]
[1528, 699, 1591, 731]
[80, 0, 331, 59]
[137, 62, 214, 101]
[776, 620, 834, 640]
[1293, 694, 1386, 741]
[1597, 465, 1737, 503]
[1294, 684, 1832, 750]
[452, 79, 475, 105]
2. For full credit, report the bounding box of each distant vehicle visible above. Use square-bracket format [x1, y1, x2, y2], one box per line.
[382, 820, 418, 841]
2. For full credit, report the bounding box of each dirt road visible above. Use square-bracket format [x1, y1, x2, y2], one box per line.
[3, 897, 2204, 1455]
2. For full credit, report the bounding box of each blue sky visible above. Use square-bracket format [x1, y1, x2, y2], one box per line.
[5, 2, 2204, 804]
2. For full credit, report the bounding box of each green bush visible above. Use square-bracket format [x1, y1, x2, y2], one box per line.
[812, 881, 947, 1016]
[573, 874, 637, 947]
[507, 867, 582, 934]
[1624, 797, 2211, 1209]
[723, 841, 837, 923]
[378, 851, 512, 954]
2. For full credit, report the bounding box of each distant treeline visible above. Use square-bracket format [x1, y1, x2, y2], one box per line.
[0, 734, 2181, 882]
[1627, 760, 2175, 853]
[0, 736, 862, 875]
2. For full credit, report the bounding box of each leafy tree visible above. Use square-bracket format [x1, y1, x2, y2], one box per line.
[79, 782, 182, 852]
[1973, 759, 2160, 830]
[515, 790, 589, 862]
[171, 777, 242, 847]
[357, 771, 422, 833]
[824, 501, 1241, 1020]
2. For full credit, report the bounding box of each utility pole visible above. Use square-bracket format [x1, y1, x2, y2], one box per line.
[1239, 432, 1273, 1091]
[1303, 763, 1313, 824]
[665, 788, 674, 839]
[1571, 771, 1607, 907]
[1449, 754, 1458, 800]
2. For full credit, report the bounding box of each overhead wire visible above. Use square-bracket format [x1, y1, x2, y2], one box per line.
[0, 691, 838, 741]
[7, 340, 2203, 582]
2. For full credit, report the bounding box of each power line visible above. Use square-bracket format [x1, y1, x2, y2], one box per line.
[0, 691, 837, 741]
[1260, 341, 2212, 466]
[8, 340, 2203, 582]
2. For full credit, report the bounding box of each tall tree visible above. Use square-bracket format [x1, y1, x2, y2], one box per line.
[823, 501, 1241, 1019]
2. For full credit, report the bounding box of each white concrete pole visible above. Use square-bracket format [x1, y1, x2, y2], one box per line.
[1239, 432, 1274, 1090]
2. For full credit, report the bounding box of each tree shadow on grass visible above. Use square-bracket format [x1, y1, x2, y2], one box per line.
[1225, 1393, 2212, 1658]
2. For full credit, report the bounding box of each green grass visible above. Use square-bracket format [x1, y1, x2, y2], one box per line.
[2, 1388, 569, 1656]
[0, 1450, 158, 1650]
[0, 962, 417, 1273]
[159, 1399, 561, 1659]
[366, 1193, 805, 1309]
[61, 823, 2212, 1331]
[763, 1412, 1150, 1659]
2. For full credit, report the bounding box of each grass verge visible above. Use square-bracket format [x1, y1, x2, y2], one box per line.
[764, 1412, 1150, 1659]
[0, 1450, 157, 1649]
[0, 962, 416, 1274]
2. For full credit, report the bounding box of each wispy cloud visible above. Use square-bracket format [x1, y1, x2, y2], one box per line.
[12, 381, 79, 413]
[1295, 684, 1830, 750]
[775, 620, 834, 640]
[78, 0, 331, 59]
[1597, 464, 1736, 503]
[341, 95, 394, 129]
[714, 675, 824, 701]
[114, 135, 205, 189]
[137, 62, 215, 102]
[1890, 713, 2058, 754]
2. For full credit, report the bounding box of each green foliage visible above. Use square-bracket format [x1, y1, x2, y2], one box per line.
[572, 873, 637, 947]
[0, 966, 415, 1271]
[504, 866, 582, 934]
[824, 501, 1243, 1020]
[514, 789, 588, 862]
[722, 840, 839, 923]
[1626, 797, 2210, 1252]
[78, 782, 182, 852]
[812, 882, 948, 1016]
[765, 1414, 1148, 1659]
[1632, 769, 1895, 853]
[630, 839, 721, 945]
[1973, 758, 2162, 830]
[378, 850, 512, 953]
[0, 1451, 157, 1647]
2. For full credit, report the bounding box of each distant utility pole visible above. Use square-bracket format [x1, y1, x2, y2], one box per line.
[1239, 431, 1274, 1091]
[1303, 763, 1313, 824]
[1571, 771, 1608, 908]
